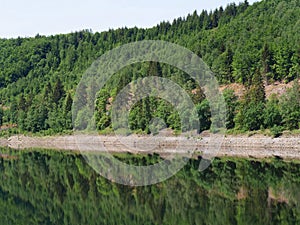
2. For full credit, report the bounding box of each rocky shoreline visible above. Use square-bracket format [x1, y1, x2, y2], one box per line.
[0, 133, 300, 159]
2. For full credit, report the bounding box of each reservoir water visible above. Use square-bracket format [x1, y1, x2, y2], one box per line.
[0, 147, 299, 225]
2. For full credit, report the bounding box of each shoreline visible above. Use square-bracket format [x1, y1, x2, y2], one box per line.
[0, 133, 299, 160]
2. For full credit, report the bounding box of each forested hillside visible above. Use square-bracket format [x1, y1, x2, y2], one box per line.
[0, 0, 299, 135]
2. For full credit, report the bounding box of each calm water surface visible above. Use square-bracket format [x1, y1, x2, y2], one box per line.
[0, 147, 300, 225]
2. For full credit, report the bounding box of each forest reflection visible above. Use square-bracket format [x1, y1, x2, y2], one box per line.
[0, 148, 299, 225]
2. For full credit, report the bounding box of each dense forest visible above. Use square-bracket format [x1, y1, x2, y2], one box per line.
[0, 0, 299, 135]
[1, 148, 300, 224]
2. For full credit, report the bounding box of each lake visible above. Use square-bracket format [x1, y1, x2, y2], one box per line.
[0, 147, 299, 225]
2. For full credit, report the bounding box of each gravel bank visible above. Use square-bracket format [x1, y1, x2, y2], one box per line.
[0, 134, 299, 159]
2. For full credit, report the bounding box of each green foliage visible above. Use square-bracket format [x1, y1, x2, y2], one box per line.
[52, 78, 65, 103]
[263, 94, 282, 128]
[270, 125, 284, 138]
[223, 89, 238, 129]
[279, 81, 300, 130]
[0, 107, 3, 126]
[235, 101, 265, 131]
[235, 71, 266, 131]
[196, 99, 211, 133]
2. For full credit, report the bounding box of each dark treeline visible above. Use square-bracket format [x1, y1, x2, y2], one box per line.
[0, 0, 299, 135]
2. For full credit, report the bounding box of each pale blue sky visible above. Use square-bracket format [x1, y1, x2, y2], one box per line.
[1, 0, 258, 38]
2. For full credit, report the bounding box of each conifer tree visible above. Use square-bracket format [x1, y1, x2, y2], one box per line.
[52, 78, 65, 104]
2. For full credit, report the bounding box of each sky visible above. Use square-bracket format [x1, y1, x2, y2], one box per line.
[0, 0, 259, 38]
